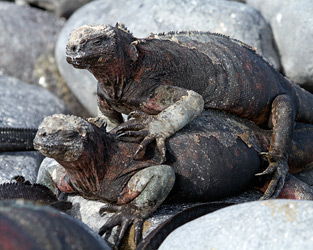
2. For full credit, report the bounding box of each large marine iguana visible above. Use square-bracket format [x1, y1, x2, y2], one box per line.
[65, 23, 313, 200]
[33, 112, 313, 248]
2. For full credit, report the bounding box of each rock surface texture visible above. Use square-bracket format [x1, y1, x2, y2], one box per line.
[159, 199, 313, 250]
[0, 75, 66, 183]
[0, 2, 64, 86]
[15, 0, 94, 18]
[246, 0, 313, 90]
[0, 2, 89, 117]
[55, 0, 279, 115]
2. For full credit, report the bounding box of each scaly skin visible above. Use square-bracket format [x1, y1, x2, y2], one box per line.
[65, 23, 313, 199]
[0, 176, 72, 211]
[0, 127, 37, 151]
[33, 112, 313, 248]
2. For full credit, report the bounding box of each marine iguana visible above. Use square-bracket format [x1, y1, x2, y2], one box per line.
[65, 23, 313, 200]
[33, 112, 313, 248]
[0, 127, 37, 151]
[0, 176, 72, 211]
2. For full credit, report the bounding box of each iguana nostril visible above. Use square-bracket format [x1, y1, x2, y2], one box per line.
[71, 45, 77, 52]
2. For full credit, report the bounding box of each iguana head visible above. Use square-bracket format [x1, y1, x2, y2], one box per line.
[34, 114, 92, 162]
[66, 23, 134, 69]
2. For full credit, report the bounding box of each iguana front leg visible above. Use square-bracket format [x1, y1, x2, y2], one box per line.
[113, 85, 204, 162]
[257, 94, 296, 199]
[98, 165, 175, 248]
[88, 84, 124, 131]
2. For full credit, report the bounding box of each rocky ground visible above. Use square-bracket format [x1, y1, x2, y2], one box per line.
[1, 0, 313, 249]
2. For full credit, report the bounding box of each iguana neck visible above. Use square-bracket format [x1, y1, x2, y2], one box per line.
[89, 59, 128, 101]
[88, 32, 136, 101]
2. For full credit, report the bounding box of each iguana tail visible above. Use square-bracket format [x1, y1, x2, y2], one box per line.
[294, 84, 313, 124]
[0, 127, 37, 152]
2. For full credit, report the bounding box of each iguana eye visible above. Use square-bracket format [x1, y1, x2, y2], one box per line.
[93, 39, 102, 45]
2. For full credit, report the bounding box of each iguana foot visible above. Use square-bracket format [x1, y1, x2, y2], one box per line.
[256, 152, 289, 199]
[87, 116, 107, 130]
[99, 203, 144, 248]
[99, 165, 175, 248]
[112, 110, 167, 163]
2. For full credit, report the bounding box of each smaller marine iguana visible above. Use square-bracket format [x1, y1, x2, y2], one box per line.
[66, 23, 313, 200]
[0, 176, 72, 211]
[33, 112, 313, 248]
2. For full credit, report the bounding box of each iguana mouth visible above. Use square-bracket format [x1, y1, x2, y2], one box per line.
[66, 55, 87, 69]
[33, 141, 59, 154]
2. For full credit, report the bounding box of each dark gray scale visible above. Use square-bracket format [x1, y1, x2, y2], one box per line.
[0, 127, 37, 151]
[0, 176, 72, 211]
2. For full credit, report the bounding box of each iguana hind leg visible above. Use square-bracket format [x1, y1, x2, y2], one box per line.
[257, 94, 296, 199]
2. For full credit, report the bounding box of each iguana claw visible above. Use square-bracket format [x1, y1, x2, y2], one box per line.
[256, 152, 289, 199]
[112, 110, 167, 163]
[87, 116, 107, 130]
[99, 203, 145, 248]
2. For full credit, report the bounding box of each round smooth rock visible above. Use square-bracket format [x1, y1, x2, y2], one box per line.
[55, 0, 280, 115]
[246, 0, 293, 21]
[0, 200, 110, 250]
[0, 75, 66, 127]
[270, 1, 313, 90]
[159, 199, 313, 250]
[246, 0, 313, 90]
[15, 0, 94, 18]
[0, 75, 66, 183]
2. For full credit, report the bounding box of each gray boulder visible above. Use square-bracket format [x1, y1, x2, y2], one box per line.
[55, 0, 280, 115]
[15, 0, 94, 18]
[0, 75, 66, 183]
[246, 0, 313, 90]
[0, 2, 90, 117]
[246, 0, 293, 21]
[159, 199, 313, 250]
[0, 2, 64, 86]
